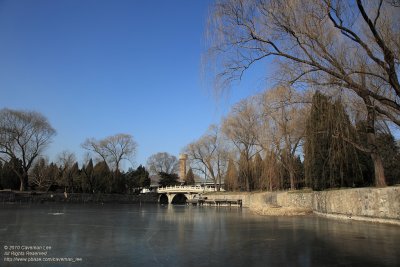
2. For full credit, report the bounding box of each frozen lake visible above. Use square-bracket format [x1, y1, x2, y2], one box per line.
[0, 203, 399, 266]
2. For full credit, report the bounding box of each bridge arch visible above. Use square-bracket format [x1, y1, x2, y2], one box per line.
[171, 193, 187, 204]
[159, 194, 169, 204]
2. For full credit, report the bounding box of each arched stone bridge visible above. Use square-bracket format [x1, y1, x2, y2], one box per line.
[157, 185, 217, 204]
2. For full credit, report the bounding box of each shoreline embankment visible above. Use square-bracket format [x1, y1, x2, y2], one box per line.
[1, 187, 399, 225]
[205, 186, 400, 225]
[0, 190, 159, 204]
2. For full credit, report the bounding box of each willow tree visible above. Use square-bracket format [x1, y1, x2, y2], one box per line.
[304, 92, 363, 190]
[185, 125, 228, 191]
[0, 108, 56, 191]
[261, 149, 282, 191]
[260, 86, 307, 190]
[207, 0, 400, 186]
[222, 98, 263, 191]
[252, 152, 263, 190]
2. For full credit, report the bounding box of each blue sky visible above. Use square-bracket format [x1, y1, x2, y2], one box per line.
[0, 0, 269, 169]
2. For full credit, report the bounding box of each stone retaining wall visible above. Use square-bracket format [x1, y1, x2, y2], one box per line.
[313, 187, 400, 220]
[206, 186, 400, 225]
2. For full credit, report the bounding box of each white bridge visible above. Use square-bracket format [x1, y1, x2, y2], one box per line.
[157, 185, 221, 204]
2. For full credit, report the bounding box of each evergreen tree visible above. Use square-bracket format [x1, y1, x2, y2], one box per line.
[158, 172, 180, 187]
[185, 168, 195, 185]
[81, 159, 95, 193]
[93, 161, 110, 193]
[111, 170, 126, 194]
[69, 162, 80, 193]
[125, 167, 139, 193]
[224, 158, 238, 191]
[376, 134, 400, 186]
[125, 165, 150, 193]
[0, 158, 22, 190]
[136, 165, 150, 188]
[357, 129, 400, 186]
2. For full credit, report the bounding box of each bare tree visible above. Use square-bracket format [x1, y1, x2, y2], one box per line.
[30, 158, 53, 191]
[208, 0, 399, 123]
[260, 86, 307, 190]
[146, 152, 179, 175]
[0, 108, 56, 191]
[57, 150, 77, 192]
[207, 0, 400, 186]
[57, 150, 76, 171]
[222, 99, 263, 191]
[82, 133, 137, 172]
[81, 138, 108, 163]
[184, 125, 228, 191]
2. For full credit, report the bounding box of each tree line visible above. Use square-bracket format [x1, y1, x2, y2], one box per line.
[185, 88, 400, 192]
[0, 108, 142, 192]
[0, 156, 151, 194]
[0, 108, 196, 192]
[192, 0, 400, 191]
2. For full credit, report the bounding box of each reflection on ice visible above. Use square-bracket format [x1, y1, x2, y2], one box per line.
[0, 204, 398, 267]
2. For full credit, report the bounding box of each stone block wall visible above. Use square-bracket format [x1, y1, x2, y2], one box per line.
[206, 186, 400, 224]
[205, 192, 252, 207]
[312, 187, 400, 220]
[277, 191, 312, 209]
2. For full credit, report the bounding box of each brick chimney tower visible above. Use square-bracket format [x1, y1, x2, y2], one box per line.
[179, 154, 188, 182]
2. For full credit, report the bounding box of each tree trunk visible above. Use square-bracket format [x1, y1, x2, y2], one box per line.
[370, 149, 386, 187]
[363, 95, 386, 187]
[289, 168, 295, 190]
[19, 172, 29, 191]
[286, 155, 296, 190]
[245, 163, 251, 192]
[366, 129, 386, 187]
[19, 177, 25, 191]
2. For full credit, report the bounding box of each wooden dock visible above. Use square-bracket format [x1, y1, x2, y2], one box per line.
[187, 198, 242, 207]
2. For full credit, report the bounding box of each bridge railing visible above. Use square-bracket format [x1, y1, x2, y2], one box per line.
[157, 185, 218, 193]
